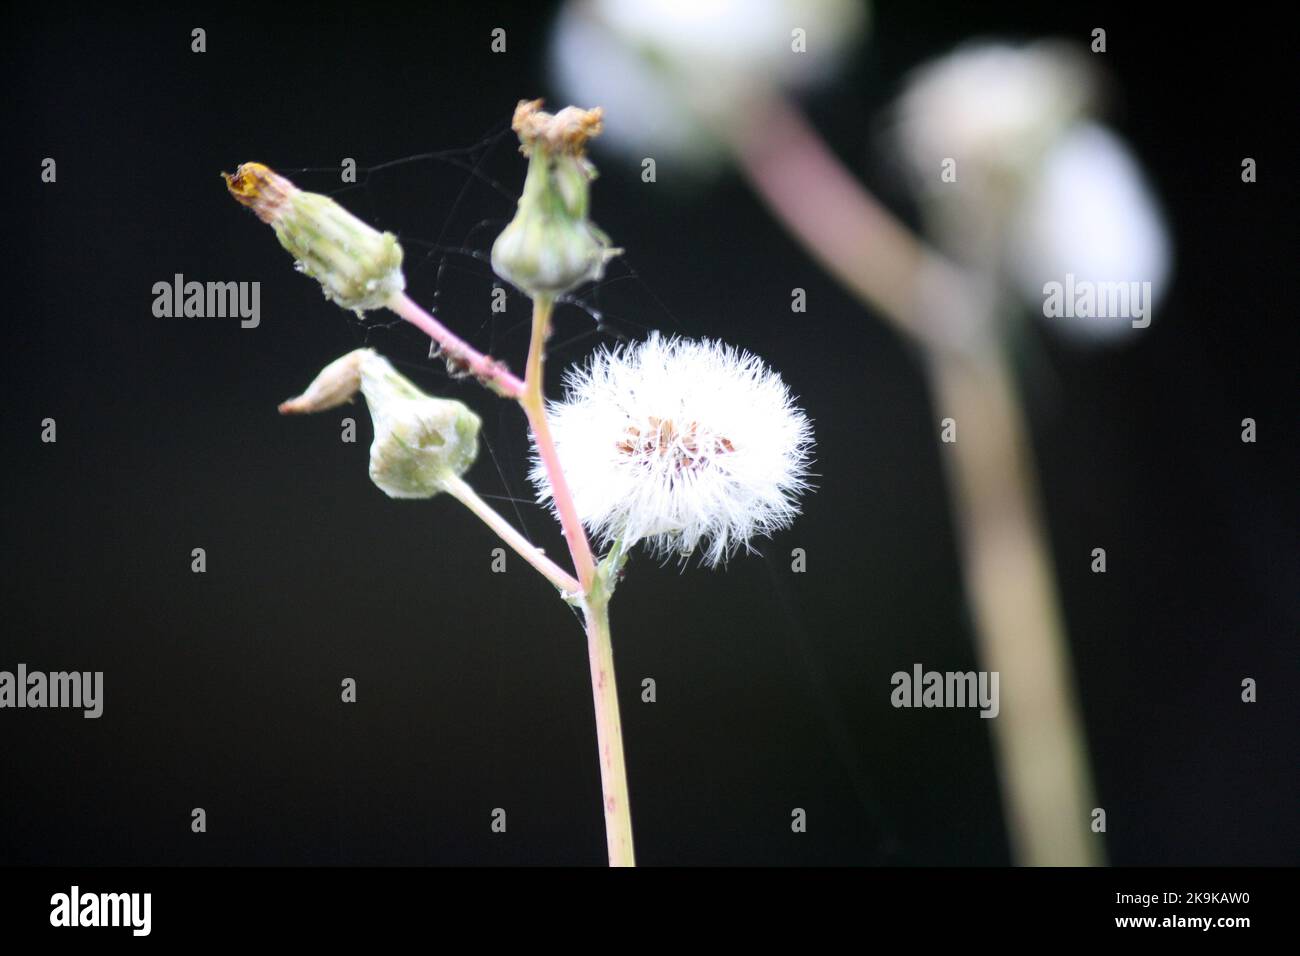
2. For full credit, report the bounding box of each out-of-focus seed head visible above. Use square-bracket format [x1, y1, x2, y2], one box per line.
[548, 0, 870, 169]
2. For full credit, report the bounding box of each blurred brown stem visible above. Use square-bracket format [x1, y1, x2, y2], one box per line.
[727, 93, 1102, 865]
[927, 345, 1100, 865]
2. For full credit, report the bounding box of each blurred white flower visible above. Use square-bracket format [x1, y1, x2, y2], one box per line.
[892, 41, 1172, 344]
[549, 0, 869, 167]
[894, 41, 1097, 199]
[1008, 122, 1172, 343]
[532, 333, 814, 566]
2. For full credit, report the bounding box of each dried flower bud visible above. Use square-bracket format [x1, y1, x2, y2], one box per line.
[223, 162, 405, 314]
[490, 100, 620, 298]
[280, 349, 481, 499]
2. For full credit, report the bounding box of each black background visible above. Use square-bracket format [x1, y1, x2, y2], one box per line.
[1, 1, 1295, 867]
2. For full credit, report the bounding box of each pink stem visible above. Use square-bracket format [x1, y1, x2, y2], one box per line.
[726, 95, 970, 352]
[387, 292, 525, 399]
[387, 290, 595, 595]
[521, 295, 630, 864]
[523, 296, 597, 593]
[582, 594, 635, 865]
[442, 475, 581, 595]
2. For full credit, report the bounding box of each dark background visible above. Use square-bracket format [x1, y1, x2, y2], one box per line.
[1, 1, 1295, 866]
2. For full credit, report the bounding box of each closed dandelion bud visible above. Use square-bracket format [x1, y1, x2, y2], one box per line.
[280, 349, 481, 499]
[223, 162, 405, 314]
[490, 100, 620, 297]
[359, 356, 482, 499]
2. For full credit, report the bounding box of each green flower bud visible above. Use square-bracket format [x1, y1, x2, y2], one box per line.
[491, 100, 621, 298]
[279, 349, 481, 499]
[362, 357, 481, 499]
[224, 163, 405, 314]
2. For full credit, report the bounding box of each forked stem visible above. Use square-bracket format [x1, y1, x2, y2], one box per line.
[521, 295, 634, 866]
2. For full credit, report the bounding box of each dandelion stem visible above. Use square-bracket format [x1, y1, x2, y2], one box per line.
[387, 292, 525, 399]
[521, 295, 598, 594]
[583, 586, 636, 866]
[441, 474, 581, 595]
[521, 294, 634, 866]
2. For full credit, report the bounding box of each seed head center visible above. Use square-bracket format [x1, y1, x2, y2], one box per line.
[616, 416, 735, 470]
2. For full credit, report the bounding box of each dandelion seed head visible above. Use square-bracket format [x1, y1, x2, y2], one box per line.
[531, 333, 814, 567]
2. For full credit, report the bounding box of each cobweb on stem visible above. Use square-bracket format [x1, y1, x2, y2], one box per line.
[276, 115, 686, 550]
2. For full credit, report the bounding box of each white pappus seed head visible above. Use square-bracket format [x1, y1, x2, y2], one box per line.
[531, 333, 814, 567]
